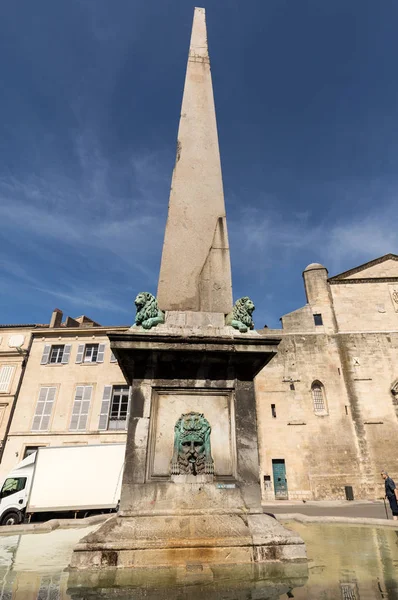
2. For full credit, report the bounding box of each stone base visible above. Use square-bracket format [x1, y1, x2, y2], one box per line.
[69, 513, 306, 569]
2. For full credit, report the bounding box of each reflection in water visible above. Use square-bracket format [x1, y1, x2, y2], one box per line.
[68, 562, 307, 599]
[0, 522, 395, 598]
[286, 522, 398, 600]
[0, 567, 306, 600]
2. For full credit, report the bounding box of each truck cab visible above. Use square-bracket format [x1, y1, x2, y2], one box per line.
[0, 453, 34, 525]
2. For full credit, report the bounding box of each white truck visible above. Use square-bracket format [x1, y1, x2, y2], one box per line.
[0, 443, 126, 526]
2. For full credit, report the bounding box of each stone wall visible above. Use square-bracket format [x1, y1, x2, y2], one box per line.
[331, 282, 398, 332]
[256, 333, 360, 501]
[256, 255, 398, 501]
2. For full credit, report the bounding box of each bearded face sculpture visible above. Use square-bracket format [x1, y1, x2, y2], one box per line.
[171, 412, 214, 476]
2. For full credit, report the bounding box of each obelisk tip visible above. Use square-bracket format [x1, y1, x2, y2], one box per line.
[189, 7, 208, 60]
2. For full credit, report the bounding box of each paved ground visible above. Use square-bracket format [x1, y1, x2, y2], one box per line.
[263, 500, 395, 520]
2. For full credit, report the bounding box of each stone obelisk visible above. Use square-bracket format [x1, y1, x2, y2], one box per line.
[70, 8, 306, 573]
[158, 7, 232, 314]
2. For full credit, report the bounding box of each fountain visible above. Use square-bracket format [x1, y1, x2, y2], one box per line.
[69, 6, 306, 572]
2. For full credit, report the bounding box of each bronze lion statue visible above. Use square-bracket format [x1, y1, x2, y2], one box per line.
[225, 296, 255, 333]
[133, 292, 165, 330]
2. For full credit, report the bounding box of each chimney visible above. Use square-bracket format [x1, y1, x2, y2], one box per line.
[65, 316, 79, 328]
[50, 308, 63, 328]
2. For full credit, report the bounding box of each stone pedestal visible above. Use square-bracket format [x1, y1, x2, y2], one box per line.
[70, 314, 306, 569]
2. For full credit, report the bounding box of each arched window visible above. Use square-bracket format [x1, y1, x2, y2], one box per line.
[311, 381, 327, 414]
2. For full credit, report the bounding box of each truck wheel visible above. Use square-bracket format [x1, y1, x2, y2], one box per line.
[1, 511, 22, 526]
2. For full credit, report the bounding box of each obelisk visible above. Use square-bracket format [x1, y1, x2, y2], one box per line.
[157, 7, 232, 314]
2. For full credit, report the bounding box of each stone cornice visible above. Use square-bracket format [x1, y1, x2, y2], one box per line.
[32, 326, 129, 338]
[109, 331, 281, 383]
[329, 277, 398, 285]
[109, 331, 281, 350]
[329, 253, 398, 281]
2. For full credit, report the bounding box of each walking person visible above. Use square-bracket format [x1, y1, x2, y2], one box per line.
[381, 470, 398, 521]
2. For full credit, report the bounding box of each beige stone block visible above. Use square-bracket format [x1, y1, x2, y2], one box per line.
[119, 545, 254, 568]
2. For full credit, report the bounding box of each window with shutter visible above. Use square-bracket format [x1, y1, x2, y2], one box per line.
[32, 387, 56, 431]
[40, 345, 51, 365]
[83, 344, 98, 363]
[98, 385, 131, 430]
[42, 345, 72, 365]
[110, 352, 117, 363]
[0, 366, 15, 393]
[108, 386, 130, 430]
[49, 345, 64, 364]
[70, 386, 92, 431]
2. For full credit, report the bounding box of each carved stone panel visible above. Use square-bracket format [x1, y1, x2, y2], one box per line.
[147, 390, 235, 480]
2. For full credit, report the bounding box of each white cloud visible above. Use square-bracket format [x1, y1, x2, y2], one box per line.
[0, 138, 170, 316]
[229, 205, 323, 271]
[327, 211, 398, 270]
[230, 190, 398, 276]
[35, 284, 130, 314]
[0, 138, 167, 266]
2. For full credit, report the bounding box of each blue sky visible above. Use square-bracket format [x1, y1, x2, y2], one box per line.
[1, 0, 398, 329]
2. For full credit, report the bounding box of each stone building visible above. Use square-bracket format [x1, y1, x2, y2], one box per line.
[0, 324, 46, 459]
[256, 253, 398, 501]
[0, 309, 128, 479]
